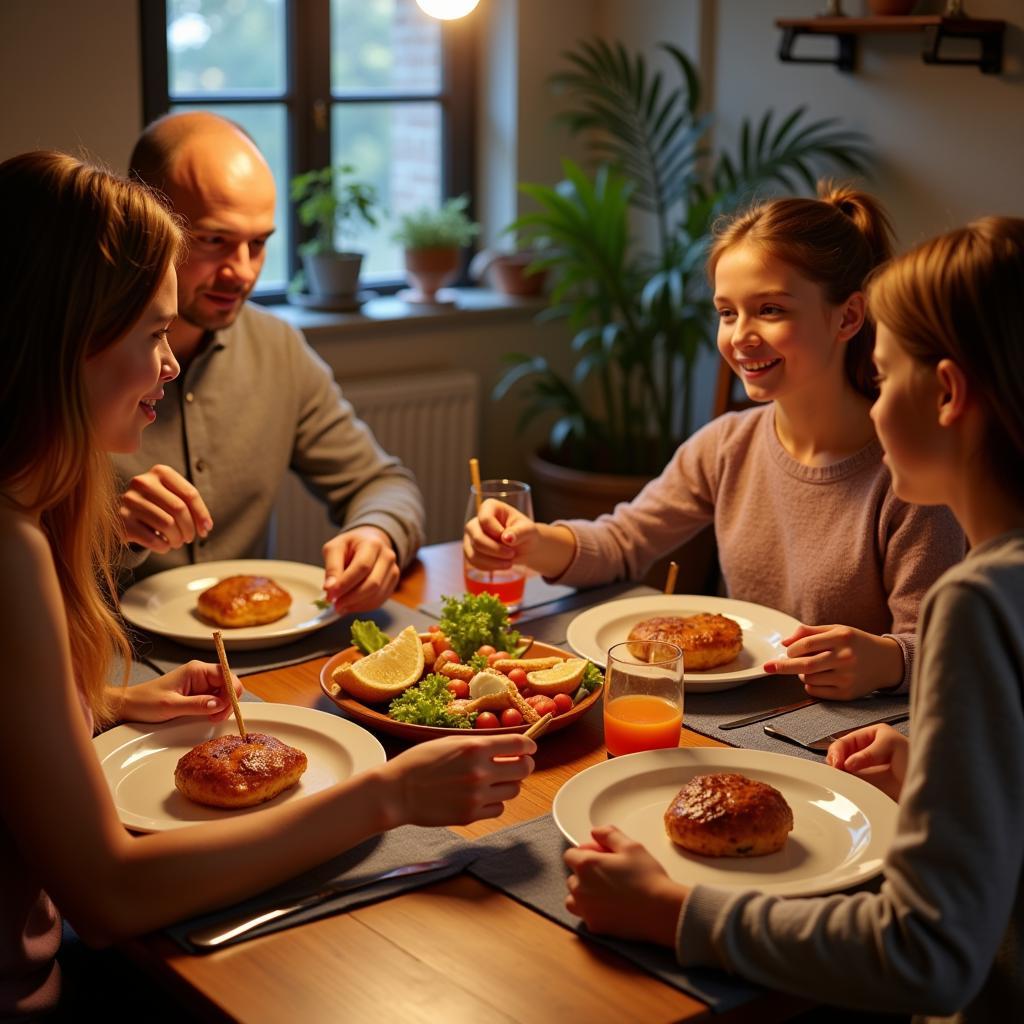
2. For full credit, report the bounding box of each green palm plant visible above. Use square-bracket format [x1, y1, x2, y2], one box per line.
[497, 39, 871, 475]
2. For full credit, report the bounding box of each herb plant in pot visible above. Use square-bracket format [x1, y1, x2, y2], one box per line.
[497, 39, 870, 589]
[290, 163, 379, 308]
[393, 195, 480, 305]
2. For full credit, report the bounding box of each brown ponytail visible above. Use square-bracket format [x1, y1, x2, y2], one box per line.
[709, 181, 895, 399]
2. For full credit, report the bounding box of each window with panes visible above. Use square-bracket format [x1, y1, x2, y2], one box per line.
[140, 0, 475, 295]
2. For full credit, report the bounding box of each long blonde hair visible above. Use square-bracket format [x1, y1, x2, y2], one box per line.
[0, 152, 183, 723]
[868, 216, 1024, 499]
[709, 181, 894, 400]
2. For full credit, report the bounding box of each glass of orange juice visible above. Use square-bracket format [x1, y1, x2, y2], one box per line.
[463, 479, 533, 611]
[603, 641, 684, 756]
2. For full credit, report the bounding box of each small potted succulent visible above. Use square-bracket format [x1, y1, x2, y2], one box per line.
[392, 195, 480, 304]
[290, 163, 379, 302]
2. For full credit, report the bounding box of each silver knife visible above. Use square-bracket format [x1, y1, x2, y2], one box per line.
[188, 857, 455, 949]
[718, 698, 819, 730]
[764, 712, 910, 753]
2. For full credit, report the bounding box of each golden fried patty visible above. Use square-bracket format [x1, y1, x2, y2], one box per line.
[174, 733, 308, 808]
[197, 575, 292, 628]
[664, 772, 793, 857]
[628, 613, 742, 670]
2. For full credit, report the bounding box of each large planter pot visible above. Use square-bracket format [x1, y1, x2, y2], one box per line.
[302, 250, 363, 298]
[403, 246, 460, 303]
[527, 450, 720, 594]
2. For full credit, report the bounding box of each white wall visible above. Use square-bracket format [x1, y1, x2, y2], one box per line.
[711, 0, 1024, 246]
[0, 0, 141, 170]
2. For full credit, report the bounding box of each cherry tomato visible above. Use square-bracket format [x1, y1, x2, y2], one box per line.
[487, 651, 509, 667]
[443, 651, 461, 664]
[446, 680, 469, 700]
[474, 712, 500, 729]
[526, 695, 544, 707]
[500, 708, 524, 728]
[507, 668, 528, 690]
[532, 696, 557, 717]
[552, 693, 573, 716]
[428, 624, 441, 633]
[476, 644, 496, 657]
[432, 634, 452, 658]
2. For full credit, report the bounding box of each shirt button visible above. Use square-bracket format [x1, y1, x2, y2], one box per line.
[185, 392, 195, 403]
[195, 458, 206, 472]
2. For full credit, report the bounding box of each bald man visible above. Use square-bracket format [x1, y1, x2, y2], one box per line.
[113, 112, 424, 614]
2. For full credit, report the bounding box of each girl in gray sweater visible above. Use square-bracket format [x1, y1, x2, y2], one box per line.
[563, 217, 1024, 1021]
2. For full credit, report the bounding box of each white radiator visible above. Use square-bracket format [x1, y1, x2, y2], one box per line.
[271, 369, 480, 563]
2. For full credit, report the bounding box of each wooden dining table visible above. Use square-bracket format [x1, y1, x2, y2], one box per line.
[127, 542, 812, 1023]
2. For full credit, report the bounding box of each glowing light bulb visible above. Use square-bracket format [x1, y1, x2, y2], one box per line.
[415, 0, 480, 20]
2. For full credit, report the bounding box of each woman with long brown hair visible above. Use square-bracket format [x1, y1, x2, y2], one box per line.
[0, 152, 534, 1018]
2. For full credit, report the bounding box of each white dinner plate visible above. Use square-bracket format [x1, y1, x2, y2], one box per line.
[566, 594, 800, 692]
[93, 704, 386, 832]
[120, 559, 339, 650]
[553, 746, 896, 897]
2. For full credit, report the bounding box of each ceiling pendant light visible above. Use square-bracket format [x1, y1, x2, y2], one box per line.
[415, 0, 480, 20]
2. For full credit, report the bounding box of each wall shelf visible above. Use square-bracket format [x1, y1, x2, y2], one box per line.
[775, 15, 1005, 75]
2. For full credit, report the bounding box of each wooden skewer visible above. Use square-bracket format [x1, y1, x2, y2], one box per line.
[524, 711, 554, 741]
[469, 457, 483, 517]
[664, 560, 679, 595]
[212, 631, 247, 738]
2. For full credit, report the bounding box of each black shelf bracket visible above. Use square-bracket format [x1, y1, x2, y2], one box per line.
[778, 26, 856, 72]
[922, 22, 1003, 74]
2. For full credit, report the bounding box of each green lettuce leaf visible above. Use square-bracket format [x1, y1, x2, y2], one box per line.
[350, 619, 391, 655]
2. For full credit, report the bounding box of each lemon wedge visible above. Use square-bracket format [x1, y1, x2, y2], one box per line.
[526, 658, 587, 695]
[333, 625, 424, 703]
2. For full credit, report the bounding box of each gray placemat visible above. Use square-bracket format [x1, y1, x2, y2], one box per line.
[467, 814, 761, 1013]
[685, 676, 910, 762]
[523, 582, 661, 646]
[418, 573, 576, 620]
[166, 824, 477, 953]
[130, 600, 434, 678]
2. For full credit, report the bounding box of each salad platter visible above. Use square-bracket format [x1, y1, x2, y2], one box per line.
[319, 593, 604, 742]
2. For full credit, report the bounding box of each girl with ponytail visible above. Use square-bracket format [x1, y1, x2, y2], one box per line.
[563, 216, 1024, 1021]
[466, 183, 964, 699]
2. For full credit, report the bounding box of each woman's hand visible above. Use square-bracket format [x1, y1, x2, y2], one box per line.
[827, 723, 909, 802]
[463, 499, 575, 579]
[764, 624, 904, 700]
[564, 825, 687, 947]
[382, 733, 536, 827]
[111, 661, 243, 724]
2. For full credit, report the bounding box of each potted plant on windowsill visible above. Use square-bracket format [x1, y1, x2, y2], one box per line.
[393, 195, 480, 305]
[289, 163, 379, 310]
[498, 38, 870, 512]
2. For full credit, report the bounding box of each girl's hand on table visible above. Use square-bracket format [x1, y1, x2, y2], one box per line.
[564, 825, 687, 948]
[827, 723, 909, 802]
[463, 498, 575, 579]
[382, 733, 536, 827]
[764, 624, 904, 700]
[110, 661, 243, 724]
